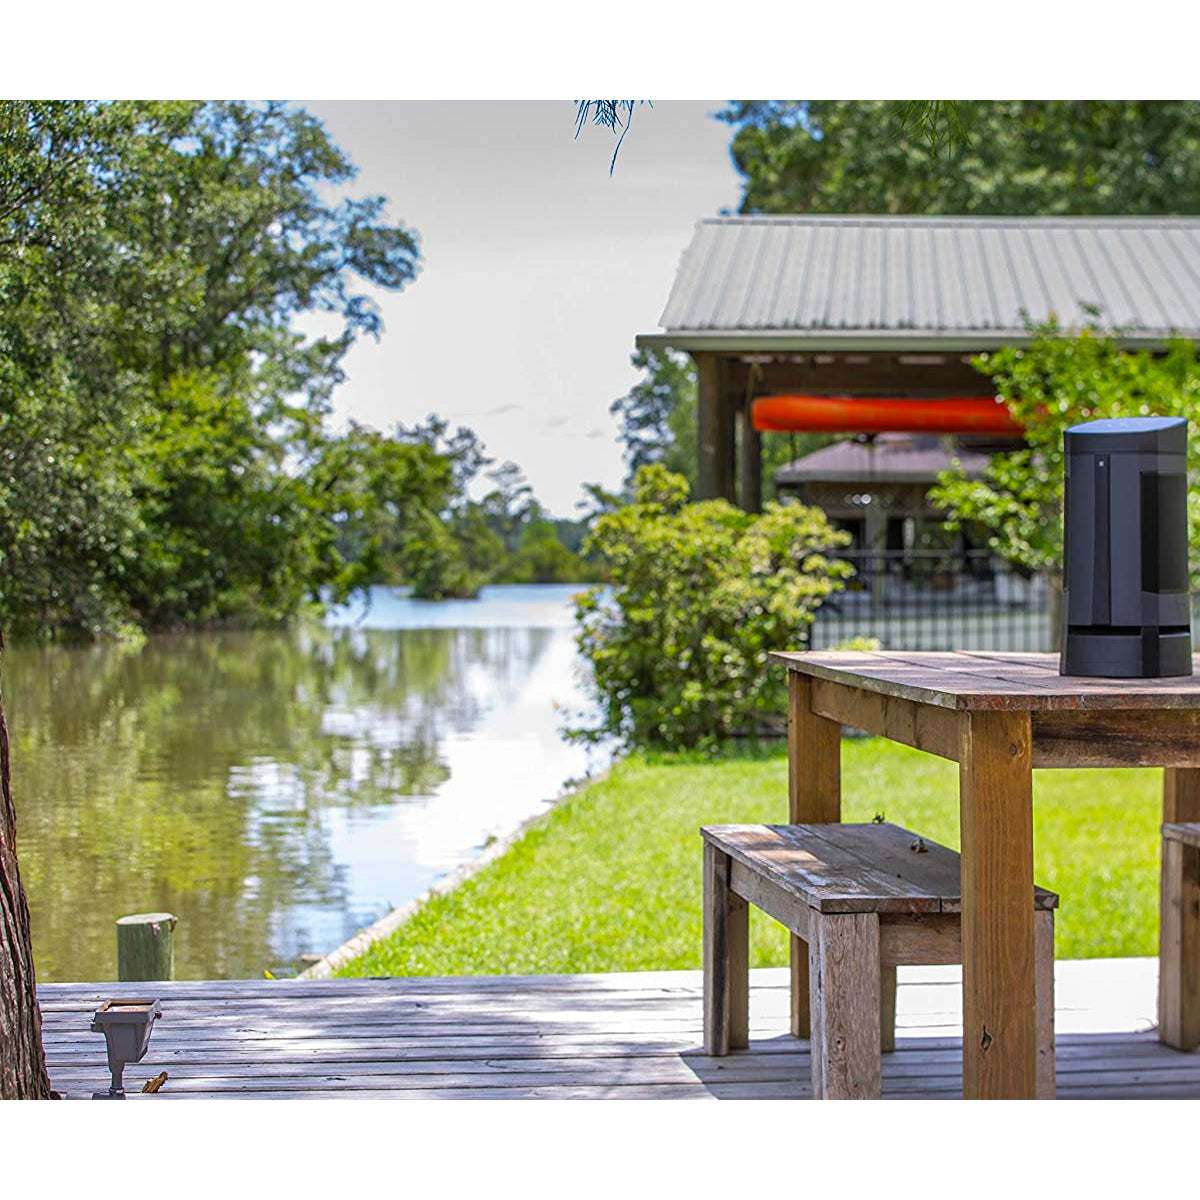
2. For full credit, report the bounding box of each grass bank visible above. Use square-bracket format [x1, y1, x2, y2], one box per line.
[336, 740, 1162, 977]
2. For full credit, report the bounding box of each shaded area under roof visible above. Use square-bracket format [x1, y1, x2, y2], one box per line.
[639, 215, 1200, 352]
[776, 434, 991, 486]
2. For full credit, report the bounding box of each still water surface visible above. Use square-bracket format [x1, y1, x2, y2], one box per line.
[8, 584, 600, 981]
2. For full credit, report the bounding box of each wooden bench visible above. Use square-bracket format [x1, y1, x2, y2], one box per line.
[1160, 822, 1200, 1051]
[702, 822, 1058, 1099]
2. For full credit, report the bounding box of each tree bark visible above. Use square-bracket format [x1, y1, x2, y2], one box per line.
[0, 630, 54, 1099]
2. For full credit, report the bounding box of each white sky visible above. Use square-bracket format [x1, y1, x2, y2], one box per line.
[300, 101, 741, 517]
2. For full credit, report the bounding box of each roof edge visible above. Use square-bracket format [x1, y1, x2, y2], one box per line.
[636, 330, 1186, 354]
[697, 214, 1200, 227]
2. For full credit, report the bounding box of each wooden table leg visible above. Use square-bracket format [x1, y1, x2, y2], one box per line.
[787, 672, 841, 1038]
[1161, 769, 1200, 1049]
[958, 710, 1038, 1099]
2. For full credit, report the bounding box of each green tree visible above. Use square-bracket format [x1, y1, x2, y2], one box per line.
[386, 422, 597, 592]
[573, 465, 851, 749]
[504, 516, 586, 583]
[0, 103, 164, 639]
[396, 510, 484, 601]
[84, 101, 418, 408]
[721, 101, 1200, 215]
[478, 461, 536, 554]
[124, 372, 321, 629]
[305, 420, 473, 601]
[472, 463, 595, 585]
[610, 348, 698, 486]
[396, 416, 493, 511]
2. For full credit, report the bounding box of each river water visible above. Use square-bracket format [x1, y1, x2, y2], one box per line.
[7, 584, 602, 981]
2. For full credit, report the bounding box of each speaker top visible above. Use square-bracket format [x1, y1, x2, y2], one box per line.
[1064, 415, 1187, 455]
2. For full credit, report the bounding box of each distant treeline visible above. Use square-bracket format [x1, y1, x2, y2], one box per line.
[0, 101, 594, 642]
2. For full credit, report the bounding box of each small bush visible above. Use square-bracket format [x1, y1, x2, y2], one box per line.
[572, 465, 851, 749]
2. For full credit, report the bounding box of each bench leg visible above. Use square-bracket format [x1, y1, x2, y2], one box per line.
[1159, 834, 1200, 1051]
[809, 912, 882, 1099]
[729, 881, 749, 1051]
[1035, 909, 1056, 1099]
[880, 964, 897, 1054]
[704, 842, 748, 1055]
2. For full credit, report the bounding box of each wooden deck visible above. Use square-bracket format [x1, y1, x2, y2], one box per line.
[38, 959, 1200, 1099]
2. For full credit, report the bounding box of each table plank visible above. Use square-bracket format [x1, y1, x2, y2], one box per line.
[772, 650, 1200, 711]
[1032, 709, 1200, 768]
[810, 677, 962, 761]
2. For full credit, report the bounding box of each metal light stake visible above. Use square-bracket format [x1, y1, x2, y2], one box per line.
[90, 999, 163, 1098]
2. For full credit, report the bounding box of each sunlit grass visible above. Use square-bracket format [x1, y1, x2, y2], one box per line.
[336, 739, 1163, 977]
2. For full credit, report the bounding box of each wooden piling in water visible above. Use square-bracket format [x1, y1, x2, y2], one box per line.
[117, 912, 177, 981]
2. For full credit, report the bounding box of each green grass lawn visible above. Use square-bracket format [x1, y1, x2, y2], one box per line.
[336, 739, 1163, 977]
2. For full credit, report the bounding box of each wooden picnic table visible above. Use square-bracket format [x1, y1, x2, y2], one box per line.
[771, 648, 1200, 1100]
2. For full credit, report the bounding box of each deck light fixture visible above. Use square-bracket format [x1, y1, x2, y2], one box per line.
[1061, 416, 1192, 678]
[90, 998, 163, 1098]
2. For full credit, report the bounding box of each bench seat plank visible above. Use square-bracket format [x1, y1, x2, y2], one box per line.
[701, 823, 1057, 915]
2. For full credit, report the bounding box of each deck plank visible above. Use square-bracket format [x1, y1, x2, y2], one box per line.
[38, 961, 1200, 1100]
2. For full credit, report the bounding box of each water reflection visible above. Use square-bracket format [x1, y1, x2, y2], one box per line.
[9, 585, 597, 981]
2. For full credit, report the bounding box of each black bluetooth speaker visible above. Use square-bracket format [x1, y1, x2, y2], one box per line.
[1060, 416, 1192, 678]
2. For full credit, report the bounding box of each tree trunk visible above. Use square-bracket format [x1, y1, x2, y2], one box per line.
[0, 631, 53, 1099]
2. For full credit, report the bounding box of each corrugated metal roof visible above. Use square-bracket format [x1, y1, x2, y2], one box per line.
[644, 215, 1200, 351]
[777, 434, 989, 486]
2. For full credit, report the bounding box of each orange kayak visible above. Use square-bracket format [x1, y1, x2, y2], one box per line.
[751, 395, 1022, 435]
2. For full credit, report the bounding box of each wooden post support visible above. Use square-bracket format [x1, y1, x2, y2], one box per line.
[738, 401, 762, 513]
[695, 353, 720, 501]
[788, 671, 841, 1038]
[694, 353, 735, 502]
[117, 912, 177, 982]
[958, 710, 1037, 1099]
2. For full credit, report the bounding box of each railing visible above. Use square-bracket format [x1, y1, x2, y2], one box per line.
[808, 549, 1054, 652]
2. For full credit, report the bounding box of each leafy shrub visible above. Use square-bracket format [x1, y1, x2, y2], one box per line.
[572, 465, 851, 749]
[829, 635, 882, 652]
